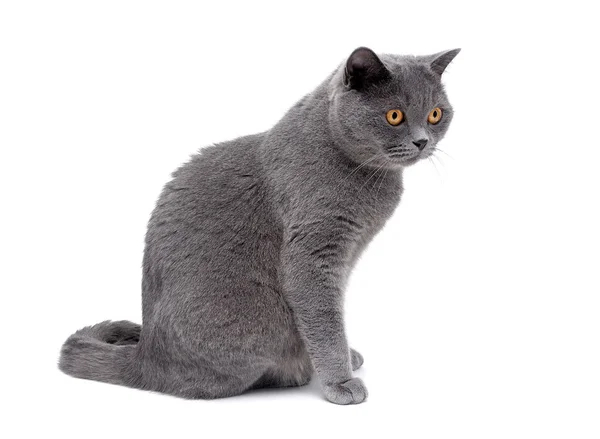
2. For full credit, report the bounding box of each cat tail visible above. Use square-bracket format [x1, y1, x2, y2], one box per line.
[58, 320, 141, 386]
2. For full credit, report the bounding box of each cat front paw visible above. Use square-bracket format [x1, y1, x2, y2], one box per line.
[350, 348, 364, 371]
[323, 378, 368, 405]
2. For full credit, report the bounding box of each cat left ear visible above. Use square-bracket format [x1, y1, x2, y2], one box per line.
[429, 48, 461, 75]
[344, 47, 391, 91]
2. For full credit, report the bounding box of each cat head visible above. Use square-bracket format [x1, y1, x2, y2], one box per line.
[328, 47, 459, 169]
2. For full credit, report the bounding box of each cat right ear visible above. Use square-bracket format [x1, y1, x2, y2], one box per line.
[429, 49, 461, 75]
[343, 47, 391, 91]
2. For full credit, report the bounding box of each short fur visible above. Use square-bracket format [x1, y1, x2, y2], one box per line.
[59, 47, 459, 404]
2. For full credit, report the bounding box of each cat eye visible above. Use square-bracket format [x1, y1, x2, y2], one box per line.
[427, 107, 443, 125]
[386, 109, 404, 126]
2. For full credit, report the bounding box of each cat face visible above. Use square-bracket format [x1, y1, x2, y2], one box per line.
[328, 47, 459, 169]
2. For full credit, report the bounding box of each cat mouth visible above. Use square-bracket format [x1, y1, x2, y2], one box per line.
[386, 150, 421, 166]
[395, 156, 420, 166]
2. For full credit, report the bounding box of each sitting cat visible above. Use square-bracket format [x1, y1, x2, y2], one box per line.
[59, 47, 459, 404]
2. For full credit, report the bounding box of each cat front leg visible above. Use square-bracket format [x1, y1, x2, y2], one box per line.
[281, 225, 368, 405]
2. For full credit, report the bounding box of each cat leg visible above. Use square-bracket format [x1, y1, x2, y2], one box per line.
[251, 368, 312, 389]
[281, 225, 368, 405]
[135, 309, 273, 400]
[163, 364, 268, 400]
[251, 351, 314, 390]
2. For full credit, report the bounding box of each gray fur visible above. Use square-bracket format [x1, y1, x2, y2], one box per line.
[59, 47, 459, 404]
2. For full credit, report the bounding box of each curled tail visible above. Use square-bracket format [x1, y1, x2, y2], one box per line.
[59, 320, 141, 386]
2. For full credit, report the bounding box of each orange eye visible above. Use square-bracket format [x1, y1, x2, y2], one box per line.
[428, 107, 443, 124]
[386, 109, 404, 126]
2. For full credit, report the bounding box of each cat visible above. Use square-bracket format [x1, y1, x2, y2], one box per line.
[59, 47, 459, 404]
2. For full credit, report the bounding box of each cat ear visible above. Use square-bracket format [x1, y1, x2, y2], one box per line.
[344, 47, 391, 91]
[429, 49, 461, 75]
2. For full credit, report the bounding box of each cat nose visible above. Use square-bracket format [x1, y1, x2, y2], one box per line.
[412, 139, 428, 151]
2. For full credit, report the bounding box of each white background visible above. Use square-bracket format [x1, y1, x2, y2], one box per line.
[1, 1, 599, 438]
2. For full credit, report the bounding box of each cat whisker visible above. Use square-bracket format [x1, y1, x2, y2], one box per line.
[358, 163, 385, 195]
[370, 166, 386, 195]
[331, 154, 382, 195]
[428, 157, 441, 177]
[337, 154, 380, 186]
[387, 146, 406, 153]
[375, 168, 388, 198]
[348, 154, 380, 176]
[432, 151, 445, 169]
[388, 152, 417, 159]
[435, 148, 453, 160]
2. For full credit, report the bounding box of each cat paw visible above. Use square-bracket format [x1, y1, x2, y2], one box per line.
[323, 378, 368, 405]
[350, 348, 364, 371]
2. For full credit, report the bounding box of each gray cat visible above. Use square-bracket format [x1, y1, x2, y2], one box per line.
[59, 47, 459, 404]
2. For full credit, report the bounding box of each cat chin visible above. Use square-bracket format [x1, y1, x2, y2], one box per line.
[386, 156, 421, 168]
